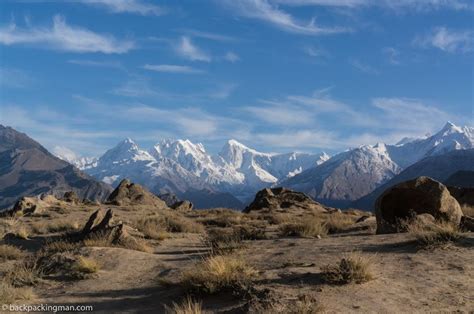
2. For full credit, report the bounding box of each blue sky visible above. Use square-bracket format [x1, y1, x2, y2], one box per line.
[0, 0, 473, 157]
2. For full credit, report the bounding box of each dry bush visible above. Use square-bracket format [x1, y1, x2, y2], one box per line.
[135, 217, 170, 240]
[460, 205, 474, 217]
[165, 296, 203, 314]
[5, 260, 42, 287]
[0, 281, 35, 304]
[205, 228, 244, 254]
[321, 253, 374, 285]
[41, 240, 80, 253]
[0, 244, 25, 260]
[250, 294, 324, 314]
[197, 209, 243, 227]
[324, 213, 355, 234]
[31, 220, 79, 235]
[182, 254, 257, 294]
[12, 226, 30, 240]
[135, 214, 204, 235]
[72, 256, 100, 274]
[83, 232, 153, 253]
[408, 220, 462, 248]
[279, 216, 327, 238]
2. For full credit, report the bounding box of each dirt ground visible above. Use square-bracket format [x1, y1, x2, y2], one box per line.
[1, 201, 473, 313]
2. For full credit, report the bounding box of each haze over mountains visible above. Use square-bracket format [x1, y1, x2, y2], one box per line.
[53, 121, 473, 210]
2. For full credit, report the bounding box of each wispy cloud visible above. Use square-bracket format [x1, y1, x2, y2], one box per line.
[382, 47, 400, 65]
[221, 0, 350, 35]
[414, 27, 473, 53]
[349, 59, 379, 74]
[68, 59, 124, 69]
[80, 0, 167, 16]
[0, 15, 134, 53]
[142, 64, 204, 74]
[175, 36, 211, 62]
[178, 29, 238, 42]
[224, 51, 240, 62]
[271, 0, 474, 11]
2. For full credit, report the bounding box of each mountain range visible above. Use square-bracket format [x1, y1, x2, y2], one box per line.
[65, 138, 329, 208]
[0, 125, 112, 210]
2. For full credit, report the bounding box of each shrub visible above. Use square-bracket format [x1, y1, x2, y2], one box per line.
[408, 220, 462, 248]
[41, 240, 80, 254]
[182, 254, 257, 294]
[5, 260, 42, 287]
[321, 253, 374, 284]
[135, 215, 204, 235]
[165, 296, 203, 314]
[0, 245, 24, 260]
[324, 213, 355, 234]
[14, 227, 30, 240]
[279, 217, 327, 238]
[72, 256, 100, 274]
[83, 232, 154, 253]
[0, 281, 35, 304]
[32, 220, 79, 234]
[135, 217, 170, 240]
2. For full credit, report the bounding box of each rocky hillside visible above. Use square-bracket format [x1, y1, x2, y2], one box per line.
[0, 125, 112, 210]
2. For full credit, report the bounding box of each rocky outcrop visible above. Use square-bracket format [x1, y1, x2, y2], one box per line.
[107, 179, 167, 208]
[243, 187, 330, 214]
[63, 191, 80, 204]
[375, 177, 463, 234]
[3, 195, 63, 216]
[80, 208, 135, 245]
[170, 200, 193, 211]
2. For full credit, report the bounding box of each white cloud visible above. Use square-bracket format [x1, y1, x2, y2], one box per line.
[178, 29, 238, 42]
[142, 64, 204, 74]
[224, 52, 240, 62]
[80, 0, 166, 16]
[175, 36, 212, 62]
[209, 84, 238, 99]
[349, 59, 379, 74]
[0, 15, 134, 53]
[382, 47, 400, 65]
[221, 0, 350, 35]
[271, 0, 474, 11]
[414, 27, 473, 53]
[68, 59, 124, 69]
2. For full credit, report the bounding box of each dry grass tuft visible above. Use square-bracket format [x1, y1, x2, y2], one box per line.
[165, 296, 203, 314]
[0, 281, 35, 304]
[31, 220, 79, 235]
[135, 214, 204, 235]
[279, 216, 328, 238]
[0, 244, 25, 260]
[72, 256, 100, 274]
[321, 253, 374, 285]
[5, 260, 42, 287]
[83, 232, 154, 253]
[408, 220, 463, 248]
[182, 254, 257, 294]
[324, 213, 355, 234]
[42, 240, 80, 253]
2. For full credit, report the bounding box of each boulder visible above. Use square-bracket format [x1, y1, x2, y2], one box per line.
[80, 208, 131, 244]
[107, 179, 167, 208]
[170, 200, 193, 211]
[243, 187, 330, 214]
[375, 176, 463, 234]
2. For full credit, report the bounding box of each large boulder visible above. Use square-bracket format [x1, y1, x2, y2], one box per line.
[375, 176, 463, 234]
[170, 200, 193, 211]
[107, 179, 167, 208]
[243, 187, 330, 214]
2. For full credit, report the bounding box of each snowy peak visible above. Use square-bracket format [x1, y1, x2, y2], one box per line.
[99, 138, 154, 164]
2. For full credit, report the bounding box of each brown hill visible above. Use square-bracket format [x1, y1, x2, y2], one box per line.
[107, 179, 167, 208]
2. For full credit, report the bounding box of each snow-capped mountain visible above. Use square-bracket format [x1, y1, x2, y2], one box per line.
[69, 138, 328, 207]
[54, 146, 97, 170]
[280, 122, 473, 208]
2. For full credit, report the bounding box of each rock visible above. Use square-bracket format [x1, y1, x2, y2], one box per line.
[460, 215, 474, 231]
[158, 193, 181, 207]
[447, 186, 474, 216]
[80, 208, 130, 244]
[107, 179, 167, 208]
[63, 191, 80, 204]
[375, 176, 463, 234]
[11, 196, 41, 215]
[243, 187, 330, 214]
[170, 200, 193, 211]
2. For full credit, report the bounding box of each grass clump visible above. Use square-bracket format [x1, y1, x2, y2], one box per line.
[82, 231, 153, 253]
[408, 220, 462, 248]
[135, 214, 204, 235]
[135, 217, 170, 240]
[0, 244, 24, 260]
[31, 220, 79, 235]
[321, 253, 374, 285]
[0, 281, 35, 304]
[279, 217, 328, 238]
[5, 260, 42, 287]
[42, 240, 80, 254]
[72, 256, 100, 274]
[324, 213, 355, 234]
[182, 254, 257, 294]
[165, 296, 203, 314]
